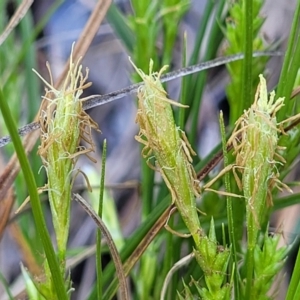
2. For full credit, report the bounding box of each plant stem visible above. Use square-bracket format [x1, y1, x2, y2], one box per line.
[286, 245, 300, 300]
[220, 111, 240, 300]
[96, 139, 107, 300]
[0, 88, 68, 299]
[242, 0, 253, 110]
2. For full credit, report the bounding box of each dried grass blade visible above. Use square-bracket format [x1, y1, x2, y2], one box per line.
[0, 0, 33, 46]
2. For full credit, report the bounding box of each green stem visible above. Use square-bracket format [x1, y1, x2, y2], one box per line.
[179, 0, 213, 127]
[286, 245, 300, 300]
[178, 33, 188, 128]
[242, 0, 253, 110]
[141, 158, 155, 217]
[277, 0, 300, 120]
[220, 111, 240, 300]
[189, 0, 225, 146]
[245, 212, 256, 300]
[96, 139, 107, 300]
[0, 88, 68, 299]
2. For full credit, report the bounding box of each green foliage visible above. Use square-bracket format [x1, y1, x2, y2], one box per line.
[224, 0, 268, 123]
[0, 86, 67, 299]
[194, 220, 231, 300]
[252, 232, 290, 299]
[128, 0, 190, 77]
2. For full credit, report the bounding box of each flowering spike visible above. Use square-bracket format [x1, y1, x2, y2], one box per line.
[35, 45, 99, 274]
[228, 74, 292, 251]
[130, 58, 201, 246]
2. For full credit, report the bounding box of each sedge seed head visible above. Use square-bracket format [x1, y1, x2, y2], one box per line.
[131, 58, 201, 241]
[229, 74, 287, 225]
[33, 46, 100, 259]
[35, 49, 99, 167]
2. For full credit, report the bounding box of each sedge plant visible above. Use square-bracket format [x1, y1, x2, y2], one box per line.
[28, 47, 99, 298]
[131, 57, 295, 299]
[2, 1, 300, 299]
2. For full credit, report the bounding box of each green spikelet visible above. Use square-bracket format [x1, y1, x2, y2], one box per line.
[130, 58, 201, 247]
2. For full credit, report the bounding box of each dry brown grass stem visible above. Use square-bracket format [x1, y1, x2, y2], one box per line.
[0, 0, 111, 205]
